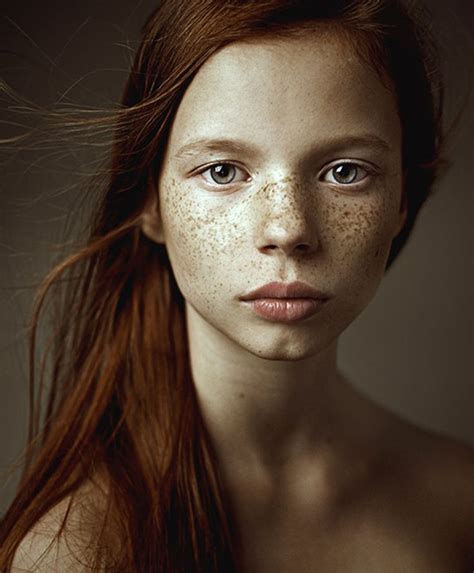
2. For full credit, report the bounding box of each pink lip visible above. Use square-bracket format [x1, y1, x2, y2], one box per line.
[245, 298, 327, 323]
[239, 281, 329, 301]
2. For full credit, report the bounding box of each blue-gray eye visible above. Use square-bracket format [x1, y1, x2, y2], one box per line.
[209, 164, 236, 184]
[324, 162, 368, 185]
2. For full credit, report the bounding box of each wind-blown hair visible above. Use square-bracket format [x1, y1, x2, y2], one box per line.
[0, 0, 444, 571]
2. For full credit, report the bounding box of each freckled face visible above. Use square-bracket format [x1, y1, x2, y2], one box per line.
[153, 33, 405, 360]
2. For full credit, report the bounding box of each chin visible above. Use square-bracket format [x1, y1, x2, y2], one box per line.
[236, 331, 331, 362]
[250, 347, 317, 362]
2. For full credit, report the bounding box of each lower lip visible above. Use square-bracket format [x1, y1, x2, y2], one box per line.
[243, 298, 327, 323]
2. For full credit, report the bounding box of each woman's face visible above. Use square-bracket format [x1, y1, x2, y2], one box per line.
[147, 31, 406, 360]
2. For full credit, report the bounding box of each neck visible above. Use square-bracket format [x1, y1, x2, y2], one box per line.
[186, 303, 355, 474]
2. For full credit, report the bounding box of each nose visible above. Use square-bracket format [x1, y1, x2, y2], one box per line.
[255, 179, 319, 257]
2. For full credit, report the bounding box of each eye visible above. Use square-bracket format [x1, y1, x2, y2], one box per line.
[199, 163, 249, 186]
[322, 162, 370, 185]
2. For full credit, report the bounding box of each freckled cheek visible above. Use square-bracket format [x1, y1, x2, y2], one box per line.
[321, 198, 396, 271]
[161, 188, 243, 289]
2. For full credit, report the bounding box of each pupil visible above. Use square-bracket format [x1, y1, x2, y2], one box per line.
[334, 164, 356, 183]
[212, 164, 234, 183]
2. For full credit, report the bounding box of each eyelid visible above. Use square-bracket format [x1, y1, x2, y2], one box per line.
[196, 161, 250, 186]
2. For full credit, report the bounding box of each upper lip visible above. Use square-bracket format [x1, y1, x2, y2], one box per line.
[240, 281, 329, 301]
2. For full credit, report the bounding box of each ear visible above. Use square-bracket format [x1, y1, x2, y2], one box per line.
[141, 185, 166, 244]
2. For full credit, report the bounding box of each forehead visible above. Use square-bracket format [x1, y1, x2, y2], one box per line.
[166, 32, 400, 157]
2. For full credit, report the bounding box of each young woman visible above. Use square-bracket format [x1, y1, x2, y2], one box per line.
[1, 0, 473, 571]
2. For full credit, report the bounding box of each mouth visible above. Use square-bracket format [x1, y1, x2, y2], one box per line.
[239, 280, 330, 302]
[241, 297, 328, 323]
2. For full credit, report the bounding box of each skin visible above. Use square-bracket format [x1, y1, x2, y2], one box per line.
[140, 32, 474, 572]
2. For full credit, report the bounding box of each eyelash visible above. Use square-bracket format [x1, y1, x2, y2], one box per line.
[197, 161, 375, 187]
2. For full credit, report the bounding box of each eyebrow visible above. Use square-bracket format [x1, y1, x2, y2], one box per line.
[174, 138, 261, 161]
[173, 135, 393, 162]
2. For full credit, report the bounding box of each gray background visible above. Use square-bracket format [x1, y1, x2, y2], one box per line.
[1, 1, 473, 516]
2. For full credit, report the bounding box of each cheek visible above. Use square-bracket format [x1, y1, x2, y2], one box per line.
[321, 191, 398, 278]
[159, 179, 244, 296]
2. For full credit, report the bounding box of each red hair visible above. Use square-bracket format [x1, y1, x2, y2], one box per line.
[0, 1, 443, 570]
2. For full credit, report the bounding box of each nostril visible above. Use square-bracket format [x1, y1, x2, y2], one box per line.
[296, 243, 310, 251]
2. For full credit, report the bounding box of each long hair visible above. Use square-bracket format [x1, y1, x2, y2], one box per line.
[0, 0, 444, 570]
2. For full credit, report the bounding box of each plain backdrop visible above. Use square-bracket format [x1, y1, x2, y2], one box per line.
[0, 1, 473, 516]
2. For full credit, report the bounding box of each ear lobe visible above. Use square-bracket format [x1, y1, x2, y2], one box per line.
[141, 195, 166, 244]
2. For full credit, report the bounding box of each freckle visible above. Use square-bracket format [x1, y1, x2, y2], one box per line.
[239, 393, 245, 398]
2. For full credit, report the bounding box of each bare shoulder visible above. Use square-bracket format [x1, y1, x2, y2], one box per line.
[381, 415, 474, 565]
[389, 417, 474, 500]
[11, 475, 114, 573]
[11, 495, 86, 572]
[411, 428, 474, 526]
